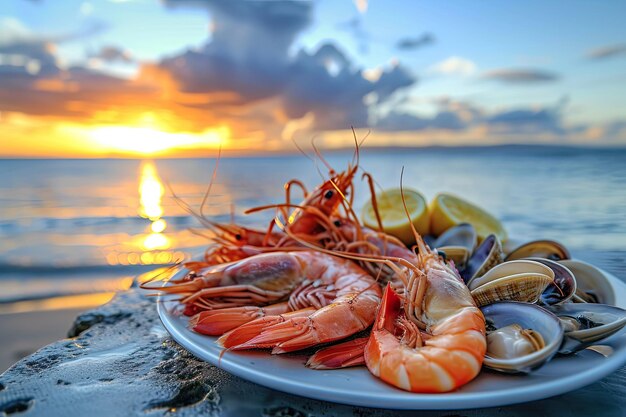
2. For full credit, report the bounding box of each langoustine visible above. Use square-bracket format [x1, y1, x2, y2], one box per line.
[148, 251, 382, 350]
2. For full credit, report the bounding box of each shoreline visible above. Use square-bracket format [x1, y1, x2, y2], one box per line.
[0, 307, 88, 373]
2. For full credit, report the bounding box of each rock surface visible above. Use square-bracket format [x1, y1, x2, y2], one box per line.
[1, 284, 626, 416]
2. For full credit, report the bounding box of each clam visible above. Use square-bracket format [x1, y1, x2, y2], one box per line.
[559, 259, 615, 305]
[433, 223, 477, 269]
[527, 258, 577, 305]
[546, 303, 626, 354]
[487, 324, 545, 359]
[505, 240, 570, 262]
[481, 302, 564, 373]
[461, 234, 503, 284]
[468, 260, 554, 307]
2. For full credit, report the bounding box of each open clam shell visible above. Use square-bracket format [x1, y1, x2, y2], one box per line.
[559, 259, 616, 305]
[546, 303, 626, 354]
[433, 223, 477, 268]
[527, 258, 577, 305]
[461, 234, 503, 284]
[438, 246, 470, 269]
[505, 240, 571, 262]
[468, 260, 554, 307]
[481, 302, 564, 373]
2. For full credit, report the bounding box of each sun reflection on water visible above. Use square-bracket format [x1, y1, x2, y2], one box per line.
[104, 161, 188, 266]
[139, 161, 165, 221]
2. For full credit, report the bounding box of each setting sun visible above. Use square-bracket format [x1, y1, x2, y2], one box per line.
[89, 125, 229, 155]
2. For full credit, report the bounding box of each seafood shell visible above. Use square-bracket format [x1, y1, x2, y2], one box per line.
[461, 234, 503, 284]
[481, 302, 563, 373]
[559, 259, 616, 305]
[505, 240, 571, 262]
[433, 223, 477, 268]
[468, 260, 554, 307]
[487, 324, 545, 360]
[527, 258, 577, 305]
[546, 303, 626, 354]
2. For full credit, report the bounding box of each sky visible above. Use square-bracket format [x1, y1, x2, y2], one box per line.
[1, 0, 625, 157]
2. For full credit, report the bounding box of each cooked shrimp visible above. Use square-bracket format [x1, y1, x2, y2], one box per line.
[306, 336, 369, 369]
[364, 234, 486, 393]
[215, 251, 382, 354]
[145, 251, 381, 348]
[190, 301, 291, 336]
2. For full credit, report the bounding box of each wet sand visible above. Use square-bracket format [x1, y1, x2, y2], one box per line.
[0, 308, 87, 373]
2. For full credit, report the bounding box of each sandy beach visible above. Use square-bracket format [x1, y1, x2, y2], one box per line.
[0, 308, 87, 373]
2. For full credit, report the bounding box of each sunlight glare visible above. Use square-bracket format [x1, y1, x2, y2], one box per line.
[151, 219, 167, 233]
[90, 125, 228, 155]
[143, 232, 170, 250]
[139, 161, 164, 220]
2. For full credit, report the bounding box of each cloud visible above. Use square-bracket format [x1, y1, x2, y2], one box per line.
[428, 56, 476, 76]
[89, 46, 133, 63]
[485, 108, 564, 134]
[160, 0, 312, 100]
[158, 0, 415, 133]
[396, 33, 435, 51]
[376, 110, 467, 131]
[482, 68, 560, 84]
[336, 17, 370, 54]
[354, 0, 367, 14]
[586, 44, 626, 60]
[0, 17, 107, 75]
[0, 2, 416, 147]
[375, 97, 571, 138]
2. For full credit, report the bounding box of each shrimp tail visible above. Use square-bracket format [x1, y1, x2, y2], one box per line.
[190, 302, 291, 336]
[218, 308, 315, 348]
[306, 337, 368, 369]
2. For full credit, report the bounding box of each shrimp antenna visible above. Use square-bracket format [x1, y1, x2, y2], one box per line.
[284, 179, 308, 210]
[166, 181, 218, 232]
[311, 137, 335, 175]
[274, 215, 417, 287]
[361, 172, 384, 233]
[399, 167, 428, 257]
[329, 177, 365, 242]
[350, 126, 360, 169]
[139, 262, 185, 290]
[199, 145, 222, 220]
[359, 129, 371, 148]
[291, 137, 315, 163]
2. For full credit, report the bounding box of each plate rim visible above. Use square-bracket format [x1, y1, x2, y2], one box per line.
[156, 261, 626, 410]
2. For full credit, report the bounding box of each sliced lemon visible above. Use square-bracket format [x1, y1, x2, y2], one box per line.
[430, 193, 507, 242]
[361, 188, 429, 246]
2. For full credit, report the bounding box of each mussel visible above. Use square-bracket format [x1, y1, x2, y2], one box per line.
[461, 234, 503, 284]
[468, 260, 554, 307]
[505, 240, 571, 262]
[546, 303, 626, 354]
[433, 223, 477, 269]
[559, 259, 616, 305]
[527, 258, 577, 305]
[481, 302, 564, 373]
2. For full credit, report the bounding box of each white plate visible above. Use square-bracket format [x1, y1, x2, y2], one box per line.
[157, 263, 626, 410]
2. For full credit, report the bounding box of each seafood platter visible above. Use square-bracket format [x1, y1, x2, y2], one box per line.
[149, 152, 626, 409]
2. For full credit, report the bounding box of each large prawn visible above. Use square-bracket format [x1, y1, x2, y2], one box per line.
[149, 251, 381, 346]
[365, 234, 486, 392]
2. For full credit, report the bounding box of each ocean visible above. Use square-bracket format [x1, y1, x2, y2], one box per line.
[1, 146, 626, 312]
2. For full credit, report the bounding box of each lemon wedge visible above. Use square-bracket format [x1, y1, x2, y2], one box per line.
[361, 188, 429, 246]
[430, 193, 507, 242]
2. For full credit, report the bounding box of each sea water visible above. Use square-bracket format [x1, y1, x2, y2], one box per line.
[1, 146, 625, 307]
